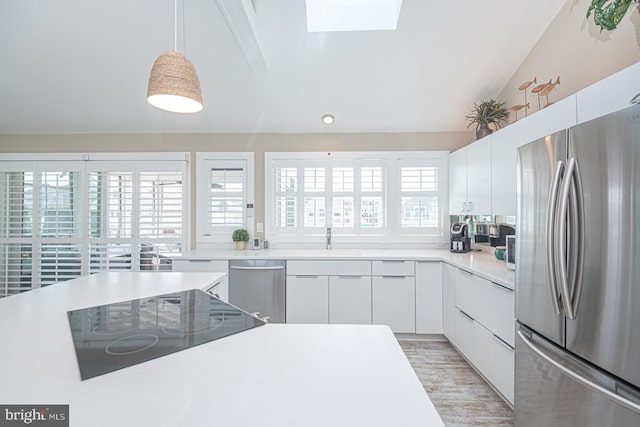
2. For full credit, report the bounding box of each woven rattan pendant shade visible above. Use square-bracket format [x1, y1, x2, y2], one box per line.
[147, 51, 203, 113]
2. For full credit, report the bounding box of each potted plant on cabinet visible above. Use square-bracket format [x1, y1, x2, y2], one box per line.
[465, 99, 510, 140]
[232, 229, 250, 250]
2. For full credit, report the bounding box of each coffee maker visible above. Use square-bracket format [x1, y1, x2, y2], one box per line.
[450, 222, 471, 253]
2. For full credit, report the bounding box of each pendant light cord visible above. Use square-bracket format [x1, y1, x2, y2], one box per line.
[174, 0, 178, 52]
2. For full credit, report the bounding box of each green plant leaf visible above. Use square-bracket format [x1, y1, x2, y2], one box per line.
[587, 0, 638, 31]
[232, 228, 250, 242]
[465, 99, 510, 131]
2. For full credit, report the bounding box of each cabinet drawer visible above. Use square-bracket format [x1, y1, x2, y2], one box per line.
[372, 260, 414, 277]
[455, 309, 514, 404]
[287, 260, 370, 276]
[454, 268, 515, 346]
[172, 259, 228, 273]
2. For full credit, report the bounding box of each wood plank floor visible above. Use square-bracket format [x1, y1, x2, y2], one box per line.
[399, 339, 514, 427]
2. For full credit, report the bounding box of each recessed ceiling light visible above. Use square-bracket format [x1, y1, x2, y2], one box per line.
[306, 0, 403, 33]
[322, 114, 335, 125]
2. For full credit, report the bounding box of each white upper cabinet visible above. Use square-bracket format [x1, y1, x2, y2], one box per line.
[523, 94, 577, 143]
[449, 135, 492, 215]
[448, 148, 468, 215]
[449, 62, 639, 218]
[490, 96, 577, 217]
[465, 135, 492, 215]
[491, 119, 526, 216]
[577, 61, 640, 124]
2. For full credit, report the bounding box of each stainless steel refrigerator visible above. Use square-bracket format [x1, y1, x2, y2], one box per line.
[515, 103, 640, 426]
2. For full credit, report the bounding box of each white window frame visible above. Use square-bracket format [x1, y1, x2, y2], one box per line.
[195, 152, 254, 247]
[265, 151, 449, 247]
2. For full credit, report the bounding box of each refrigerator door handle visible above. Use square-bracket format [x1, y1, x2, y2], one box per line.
[518, 329, 640, 415]
[546, 160, 564, 315]
[557, 157, 577, 320]
[569, 158, 585, 317]
[558, 157, 585, 320]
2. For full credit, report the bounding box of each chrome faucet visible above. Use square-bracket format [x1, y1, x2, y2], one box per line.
[326, 227, 332, 250]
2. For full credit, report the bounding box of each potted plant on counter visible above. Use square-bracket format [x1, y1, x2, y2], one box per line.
[465, 99, 510, 140]
[232, 228, 250, 250]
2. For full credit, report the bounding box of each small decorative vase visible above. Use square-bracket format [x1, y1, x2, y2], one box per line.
[476, 124, 493, 140]
[235, 241, 246, 251]
[494, 246, 506, 260]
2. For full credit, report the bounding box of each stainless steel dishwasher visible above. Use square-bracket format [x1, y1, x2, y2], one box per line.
[228, 259, 286, 323]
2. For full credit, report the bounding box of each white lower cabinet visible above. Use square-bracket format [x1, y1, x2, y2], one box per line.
[452, 266, 515, 405]
[454, 268, 515, 346]
[415, 262, 443, 334]
[286, 275, 329, 324]
[455, 308, 514, 404]
[441, 262, 455, 341]
[286, 260, 371, 324]
[372, 276, 416, 333]
[286, 259, 438, 334]
[328, 276, 372, 324]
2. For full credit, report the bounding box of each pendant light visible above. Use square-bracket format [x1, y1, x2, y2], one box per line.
[147, 0, 203, 113]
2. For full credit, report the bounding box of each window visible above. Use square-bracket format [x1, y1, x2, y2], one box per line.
[208, 167, 245, 230]
[87, 161, 185, 274]
[196, 153, 254, 245]
[265, 152, 448, 245]
[399, 162, 440, 230]
[0, 154, 188, 297]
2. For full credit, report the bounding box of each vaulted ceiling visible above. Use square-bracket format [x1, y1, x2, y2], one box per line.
[0, 0, 566, 134]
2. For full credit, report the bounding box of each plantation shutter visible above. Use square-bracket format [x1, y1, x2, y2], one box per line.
[88, 167, 134, 272]
[0, 155, 188, 297]
[137, 165, 184, 270]
[37, 163, 84, 287]
[203, 160, 246, 236]
[399, 161, 440, 230]
[0, 168, 34, 297]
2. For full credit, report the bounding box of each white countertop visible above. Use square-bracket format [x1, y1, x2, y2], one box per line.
[173, 248, 516, 289]
[0, 272, 444, 427]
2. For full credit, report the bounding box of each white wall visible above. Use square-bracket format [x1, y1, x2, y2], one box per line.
[498, 0, 640, 119]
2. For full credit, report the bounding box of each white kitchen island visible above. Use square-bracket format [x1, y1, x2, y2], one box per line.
[0, 272, 444, 427]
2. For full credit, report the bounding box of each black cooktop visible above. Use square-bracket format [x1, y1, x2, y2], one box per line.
[67, 289, 265, 380]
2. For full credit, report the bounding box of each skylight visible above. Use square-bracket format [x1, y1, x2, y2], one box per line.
[305, 0, 403, 32]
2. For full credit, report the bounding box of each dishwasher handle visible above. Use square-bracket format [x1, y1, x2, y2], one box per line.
[229, 265, 285, 271]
